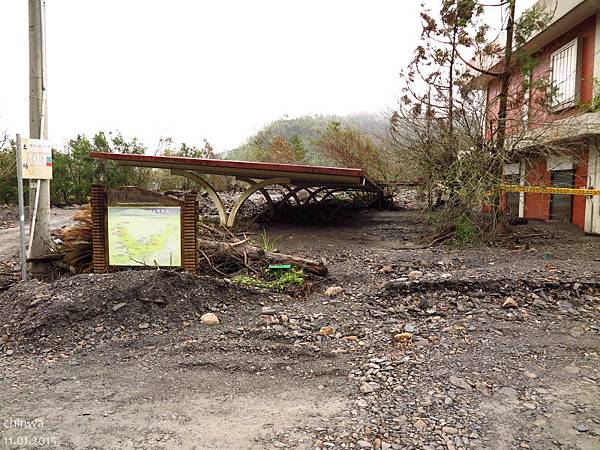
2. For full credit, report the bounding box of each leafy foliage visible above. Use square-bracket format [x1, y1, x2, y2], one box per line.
[51, 132, 150, 205]
[314, 122, 389, 180]
[228, 114, 398, 180]
[233, 267, 305, 292]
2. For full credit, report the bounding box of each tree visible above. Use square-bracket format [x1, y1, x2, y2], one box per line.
[391, 0, 564, 241]
[315, 122, 389, 180]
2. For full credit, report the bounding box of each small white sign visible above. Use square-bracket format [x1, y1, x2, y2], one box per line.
[20, 138, 53, 179]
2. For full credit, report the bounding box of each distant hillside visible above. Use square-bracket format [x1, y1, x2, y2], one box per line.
[226, 113, 390, 167]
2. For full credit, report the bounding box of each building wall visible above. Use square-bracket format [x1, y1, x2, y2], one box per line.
[529, 14, 596, 125]
[518, 148, 589, 229]
[573, 149, 589, 229]
[489, 11, 597, 231]
[524, 159, 551, 220]
[486, 14, 597, 134]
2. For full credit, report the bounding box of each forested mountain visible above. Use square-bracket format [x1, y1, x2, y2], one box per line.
[226, 112, 392, 170]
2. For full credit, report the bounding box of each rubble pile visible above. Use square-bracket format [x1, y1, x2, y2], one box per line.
[392, 189, 420, 210]
[0, 204, 17, 230]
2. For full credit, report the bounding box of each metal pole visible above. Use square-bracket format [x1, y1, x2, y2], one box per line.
[15, 135, 28, 282]
[28, 0, 51, 276]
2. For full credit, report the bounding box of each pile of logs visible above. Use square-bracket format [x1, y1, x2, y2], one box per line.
[196, 223, 327, 276]
[57, 206, 93, 273]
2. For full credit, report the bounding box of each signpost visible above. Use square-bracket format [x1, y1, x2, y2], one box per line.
[90, 186, 198, 273]
[15, 135, 53, 281]
[19, 137, 53, 180]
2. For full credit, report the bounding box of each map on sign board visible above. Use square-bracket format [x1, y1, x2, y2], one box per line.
[20, 138, 53, 179]
[107, 207, 182, 266]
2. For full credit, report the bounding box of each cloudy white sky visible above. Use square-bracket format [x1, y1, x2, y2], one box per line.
[0, 0, 534, 153]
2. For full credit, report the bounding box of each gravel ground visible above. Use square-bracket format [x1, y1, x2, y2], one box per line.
[0, 209, 598, 449]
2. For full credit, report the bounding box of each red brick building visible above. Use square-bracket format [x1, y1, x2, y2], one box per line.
[479, 0, 600, 233]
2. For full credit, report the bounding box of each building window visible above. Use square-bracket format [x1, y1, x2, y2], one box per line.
[550, 38, 580, 110]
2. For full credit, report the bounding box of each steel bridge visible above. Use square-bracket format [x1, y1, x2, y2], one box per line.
[89, 152, 381, 227]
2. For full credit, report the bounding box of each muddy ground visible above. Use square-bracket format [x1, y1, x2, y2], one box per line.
[0, 209, 599, 450]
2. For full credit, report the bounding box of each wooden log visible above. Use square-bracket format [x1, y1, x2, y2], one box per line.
[197, 238, 328, 276]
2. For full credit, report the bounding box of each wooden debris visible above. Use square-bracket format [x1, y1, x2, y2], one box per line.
[197, 238, 328, 276]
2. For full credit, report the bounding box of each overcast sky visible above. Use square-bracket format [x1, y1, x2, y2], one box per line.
[0, 1, 533, 153]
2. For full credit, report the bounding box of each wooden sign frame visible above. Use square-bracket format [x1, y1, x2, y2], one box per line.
[91, 185, 197, 273]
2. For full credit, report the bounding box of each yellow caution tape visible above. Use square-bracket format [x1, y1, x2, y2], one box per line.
[500, 184, 600, 196]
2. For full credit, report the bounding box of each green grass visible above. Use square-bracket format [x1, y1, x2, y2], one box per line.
[233, 267, 305, 292]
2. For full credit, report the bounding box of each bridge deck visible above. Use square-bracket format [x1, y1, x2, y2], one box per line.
[90, 152, 379, 189]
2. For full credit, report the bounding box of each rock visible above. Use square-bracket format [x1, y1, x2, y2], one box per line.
[200, 313, 220, 326]
[373, 437, 381, 449]
[449, 375, 472, 391]
[94, 325, 104, 333]
[360, 382, 374, 394]
[279, 314, 289, 323]
[318, 326, 336, 336]
[565, 365, 580, 375]
[138, 322, 150, 329]
[393, 332, 413, 343]
[112, 302, 127, 312]
[261, 306, 276, 315]
[357, 440, 372, 449]
[497, 386, 519, 398]
[408, 270, 423, 280]
[575, 423, 589, 432]
[258, 315, 280, 326]
[379, 265, 394, 273]
[502, 297, 518, 309]
[442, 426, 458, 435]
[5, 349, 14, 356]
[404, 323, 417, 333]
[324, 286, 343, 297]
[415, 419, 427, 430]
[0, 335, 9, 345]
[360, 382, 381, 394]
[381, 442, 392, 450]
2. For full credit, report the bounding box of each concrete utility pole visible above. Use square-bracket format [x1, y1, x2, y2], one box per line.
[28, 0, 51, 276]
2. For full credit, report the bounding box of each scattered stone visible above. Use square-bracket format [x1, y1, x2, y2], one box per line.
[502, 297, 518, 309]
[565, 365, 580, 375]
[258, 315, 280, 326]
[324, 286, 343, 297]
[415, 419, 427, 430]
[404, 323, 417, 333]
[318, 326, 335, 336]
[408, 270, 423, 280]
[393, 332, 413, 343]
[260, 306, 276, 315]
[200, 313, 220, 326]
[497, 386, 519, 398]
[449, 375, 472, 391]
[112, 302, 127, 312]
[360, 382, 381, 394]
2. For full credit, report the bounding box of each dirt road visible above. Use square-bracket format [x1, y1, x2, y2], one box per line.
[0, 208, 74, 259]
[0, 210, 598, 449]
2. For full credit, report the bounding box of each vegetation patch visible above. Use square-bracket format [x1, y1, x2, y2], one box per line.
[233, 267, 305, 292]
